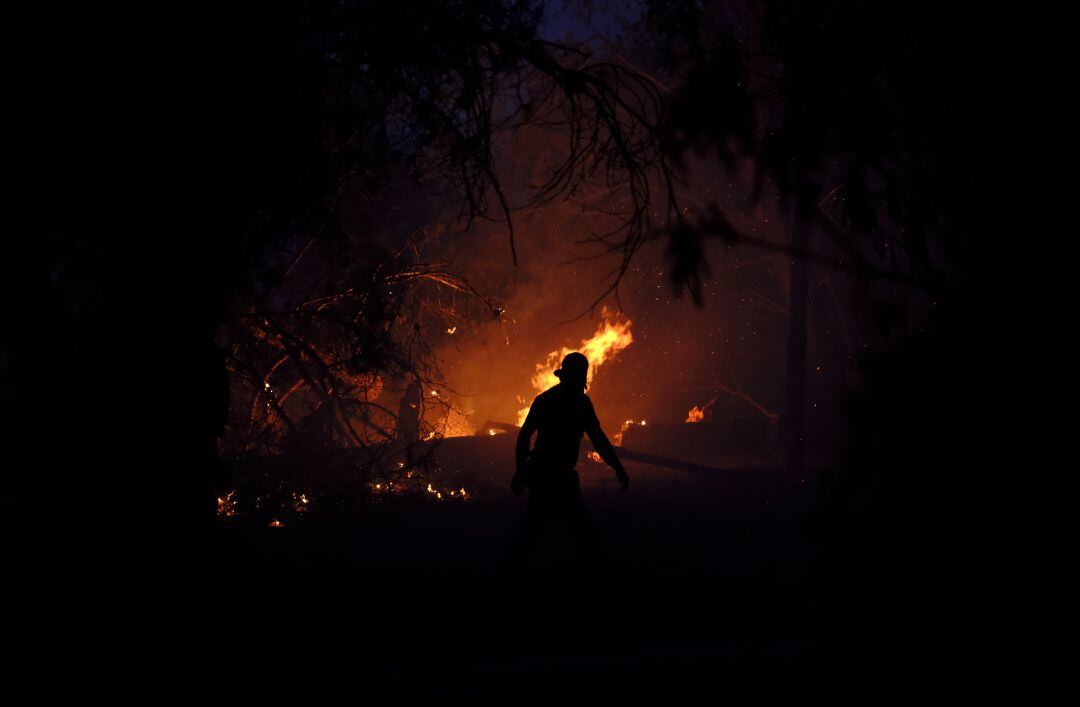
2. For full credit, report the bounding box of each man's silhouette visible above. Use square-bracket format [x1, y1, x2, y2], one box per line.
[504, 352, 629, 567]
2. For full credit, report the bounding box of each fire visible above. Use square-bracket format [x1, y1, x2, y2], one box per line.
[217, 490, 237, 517]
[613, 418, 647, 446]
[371, 478, 470, 502]
[516, 308, 633, 425]
[686, 406, 705, 423]
[424, 407, 475, 440]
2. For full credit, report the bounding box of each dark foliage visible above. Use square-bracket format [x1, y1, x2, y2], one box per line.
[3, 1, 1069, 701]
[2, 1, 676, 699]
[645, 0, 1069, 699]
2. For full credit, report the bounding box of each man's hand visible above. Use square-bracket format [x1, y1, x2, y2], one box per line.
[510, 470, 527, 497]
[615, 468, 630, 493]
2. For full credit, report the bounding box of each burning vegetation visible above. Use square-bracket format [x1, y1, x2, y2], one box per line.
[201, 0, 819, 528]
[516, 308, 634, 425]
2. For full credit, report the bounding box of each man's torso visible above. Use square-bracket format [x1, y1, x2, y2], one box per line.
[528, 385, 596, 471]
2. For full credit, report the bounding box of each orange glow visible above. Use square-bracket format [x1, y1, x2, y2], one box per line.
[516, 308, 633, 425]
[686, 406, 705, 423]
[269, 519, 284, 528]
[424, 407, 476, 439]
[613, 418, 647, 446]
[216, 490, 237, 517]
[291, 491, 311, 513]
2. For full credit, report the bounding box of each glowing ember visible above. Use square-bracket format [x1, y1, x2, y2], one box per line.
[371, 478, 470, 502]
[217, 490, 237, 517]
[686, 405, 705, 423]
[516, 308, 633, 425]
[269, 519, 284, 528]
[587, 451, 602, 463]
[291, 491, 311, 513]
[488, 428, 497, 436]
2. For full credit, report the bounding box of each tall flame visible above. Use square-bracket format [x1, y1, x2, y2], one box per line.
[516, 308, 633, 425]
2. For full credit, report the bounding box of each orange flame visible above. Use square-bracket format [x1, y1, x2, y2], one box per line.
[685, 405, 705, 423]
[612, 418, 646, 446]
[516, 308, 633, 425]
[216, 490, 237, 517]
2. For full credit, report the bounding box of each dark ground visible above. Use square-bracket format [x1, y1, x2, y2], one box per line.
[203, 455, 830, 704]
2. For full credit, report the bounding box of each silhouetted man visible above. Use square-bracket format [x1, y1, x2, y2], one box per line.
[505, 352, 629, 567]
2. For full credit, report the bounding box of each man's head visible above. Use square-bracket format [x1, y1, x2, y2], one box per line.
[553, 352, 589, 390]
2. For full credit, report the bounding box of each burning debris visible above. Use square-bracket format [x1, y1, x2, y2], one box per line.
[369, 477, 470, 502]
[214, 446, 473, 528]
[291, 492, 311, 513]
[217, 490, 238, 517]
[613, 418, 648, 446]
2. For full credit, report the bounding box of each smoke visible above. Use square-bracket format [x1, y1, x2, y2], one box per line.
[418, 148, 802, 437]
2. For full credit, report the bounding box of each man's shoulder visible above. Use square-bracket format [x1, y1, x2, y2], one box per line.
[535, 386, 594, 411]
[581, 394, 599, 421]
[529, 387, 556, 415]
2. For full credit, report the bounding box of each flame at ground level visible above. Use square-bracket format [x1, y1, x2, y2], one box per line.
[516, 309, 633, 425]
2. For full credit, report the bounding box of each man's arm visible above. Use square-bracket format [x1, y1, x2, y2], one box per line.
[584, 400, 630, 491]
[512, 399, 539, 496]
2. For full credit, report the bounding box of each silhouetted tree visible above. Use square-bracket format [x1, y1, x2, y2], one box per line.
[643, 0, 1068, 699]
[3, 0, 681, 698]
